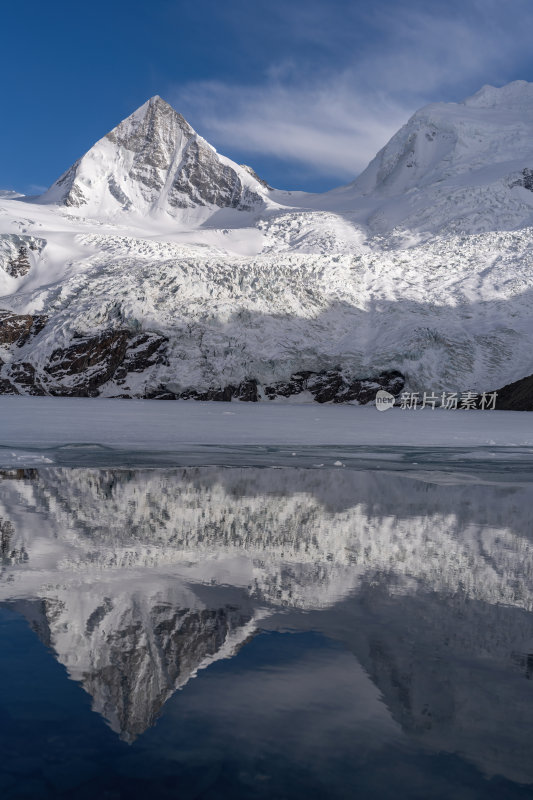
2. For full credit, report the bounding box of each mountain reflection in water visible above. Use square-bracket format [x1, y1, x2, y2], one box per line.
[1, 466, 533, 799]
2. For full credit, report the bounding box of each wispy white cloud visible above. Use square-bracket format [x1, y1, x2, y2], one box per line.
[169, 0, 533, 183]
[172, 78, 410, 179]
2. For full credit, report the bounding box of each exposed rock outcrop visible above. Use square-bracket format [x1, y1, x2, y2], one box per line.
[43, 330, 169, 397]
[167, 371, 404, 404]
[9, 361, 46, 395]
[178, 378, 259, 402]
[492, 372, 533, 410]
[7, 245, 31, 278]
[45, 330, 131, 396]
[264, 368, 405, 403]
[0, 310, 47, 346]
[0, 310, 404, 402]
[114, 332, 170, 380]
[511, 167, 533, 192]
[0, 234, 45, 278]
[0, 312, 171, 397]
[0, 373, 19, 395]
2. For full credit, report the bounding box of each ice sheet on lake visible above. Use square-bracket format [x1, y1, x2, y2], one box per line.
[1, 396, 533, 473]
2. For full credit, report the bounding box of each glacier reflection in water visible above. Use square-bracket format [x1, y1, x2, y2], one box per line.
[1, 465, 533, 799]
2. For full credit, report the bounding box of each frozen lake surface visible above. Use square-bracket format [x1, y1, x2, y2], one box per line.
[1, 397, 533, 474]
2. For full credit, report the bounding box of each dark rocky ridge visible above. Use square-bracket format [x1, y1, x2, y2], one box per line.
[6, 245, 31, 278]
[0, 312, 169, 397]
[511, 167, 533, 192]
[0, 234, 45, 279]
[492, 372, 533, 410]
[41, 329, 169, 397]
[264, 369, 404, 404]
[0, 311, 47, 347]
[0, 311, 405, 403]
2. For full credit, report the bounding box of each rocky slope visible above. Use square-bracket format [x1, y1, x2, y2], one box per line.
[0, 309, 404, 400]
[491, 371, 533, 410]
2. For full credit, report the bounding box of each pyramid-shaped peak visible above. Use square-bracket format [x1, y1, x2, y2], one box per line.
[111, 94, 195, 139]
[36, 94, 269, 216]
[149, 94, 176, 110]
[136, 94, 183, 117]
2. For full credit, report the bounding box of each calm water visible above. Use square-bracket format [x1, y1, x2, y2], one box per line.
[1, 465, 533, 799]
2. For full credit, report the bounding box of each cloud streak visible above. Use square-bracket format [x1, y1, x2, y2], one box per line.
[169, 0, 533, 186]
[172, 79, 410, 179]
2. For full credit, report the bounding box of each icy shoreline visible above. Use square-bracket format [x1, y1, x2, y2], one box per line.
[1, 396, 532, 473]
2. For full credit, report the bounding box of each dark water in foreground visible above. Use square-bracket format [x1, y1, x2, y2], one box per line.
[1, 465, 533, 799]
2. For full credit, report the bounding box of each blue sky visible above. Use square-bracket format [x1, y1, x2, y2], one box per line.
[2, 0, 533, 194]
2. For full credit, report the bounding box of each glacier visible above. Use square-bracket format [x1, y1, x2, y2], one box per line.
[1, 82, 533, 400]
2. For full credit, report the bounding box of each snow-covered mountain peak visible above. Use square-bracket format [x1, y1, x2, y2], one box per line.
[35, 95, 269, 219]
[350, 80, 533, 199]
[110, 94, 195, 143]
[3, 81, 533, 399]
[463, 80, 533, 110]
